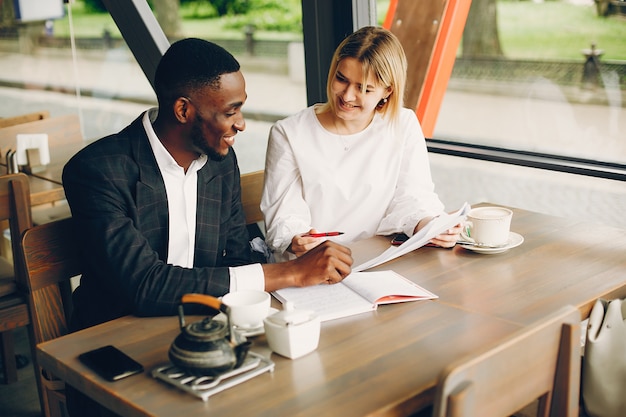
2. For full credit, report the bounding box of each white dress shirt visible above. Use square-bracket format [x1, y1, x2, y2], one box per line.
[143, 109, 264, 291]
[261, 105, 444, 255]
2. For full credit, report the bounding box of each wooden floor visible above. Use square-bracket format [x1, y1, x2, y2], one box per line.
[0, 326, 42, 417]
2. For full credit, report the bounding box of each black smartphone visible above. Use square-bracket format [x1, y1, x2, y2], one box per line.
[390, 233, 409, 246]
[78, 345, 144, 381]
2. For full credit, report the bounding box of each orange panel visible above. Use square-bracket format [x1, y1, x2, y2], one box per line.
[384, 0, 471, 137]
[417, 0, 472, 137]
[382, 0, 398, 29]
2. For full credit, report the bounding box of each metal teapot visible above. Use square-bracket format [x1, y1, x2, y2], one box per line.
[168, 294, 251, 376]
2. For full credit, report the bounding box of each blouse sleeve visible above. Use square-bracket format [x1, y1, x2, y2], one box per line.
[376, 110, 444, 237]
[261, 119, 313, 255]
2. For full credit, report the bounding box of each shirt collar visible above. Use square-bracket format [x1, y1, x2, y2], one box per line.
[142, 108, 207, 172]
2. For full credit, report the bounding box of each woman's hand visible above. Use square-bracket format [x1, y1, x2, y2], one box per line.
[429, 222, 463, 248]
[414, 215, 463, 249]
[289, 229, 325, 257]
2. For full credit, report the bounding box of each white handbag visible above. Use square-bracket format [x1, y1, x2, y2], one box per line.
[582, 298, 626, 417]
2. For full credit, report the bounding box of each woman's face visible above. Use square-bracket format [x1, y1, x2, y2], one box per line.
[330, 57, 390, 125]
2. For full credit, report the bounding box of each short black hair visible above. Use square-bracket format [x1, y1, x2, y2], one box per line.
[154, 38, 240, 104]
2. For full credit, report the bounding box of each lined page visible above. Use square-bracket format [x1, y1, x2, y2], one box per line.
[273, 283, 374, 322]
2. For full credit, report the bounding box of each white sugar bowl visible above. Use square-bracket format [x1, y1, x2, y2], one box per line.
[263, 302, 320, 359]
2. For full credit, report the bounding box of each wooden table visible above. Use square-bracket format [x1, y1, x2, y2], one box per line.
[24, 175, 67, 206]
[37, 303, 519, 417]
[17, 141, 86, 207]
[26, 141, 87, 186]
[36, 205, 626, 417]
[0, 164, 66, 206]
[350, 203, 626, 325]
[0, 135, 88, 223]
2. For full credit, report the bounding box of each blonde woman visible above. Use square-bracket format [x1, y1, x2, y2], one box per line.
[261, 26, 460, 259]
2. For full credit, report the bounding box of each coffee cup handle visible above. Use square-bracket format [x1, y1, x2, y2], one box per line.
[461, 221, 474, 242]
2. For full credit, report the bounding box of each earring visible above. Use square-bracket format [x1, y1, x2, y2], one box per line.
[377, 97, 388, 107]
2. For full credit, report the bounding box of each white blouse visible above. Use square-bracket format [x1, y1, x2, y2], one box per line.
[261, 105, 444, 255]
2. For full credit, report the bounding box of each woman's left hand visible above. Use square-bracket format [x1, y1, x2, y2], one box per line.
[289, 229, 325, 257]
[429, 222, 463, 248]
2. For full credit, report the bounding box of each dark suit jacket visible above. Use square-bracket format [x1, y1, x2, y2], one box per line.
[63, 113, 252, 329]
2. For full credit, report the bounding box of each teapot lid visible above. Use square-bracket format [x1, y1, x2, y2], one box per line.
[185, 317, 229, 341]
[266, 302, 317, 327]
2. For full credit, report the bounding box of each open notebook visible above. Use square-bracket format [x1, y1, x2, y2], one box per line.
[273, 270, 437, 322]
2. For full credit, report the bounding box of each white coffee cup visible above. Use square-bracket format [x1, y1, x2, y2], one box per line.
[222, 290, 271, 329]
[461, 206, 513, 246]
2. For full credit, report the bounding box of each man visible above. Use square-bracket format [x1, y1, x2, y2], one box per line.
[63, 38, 353, 332]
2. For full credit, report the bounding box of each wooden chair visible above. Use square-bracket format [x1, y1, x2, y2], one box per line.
[17, 217, 80, 417]
[0, 110, 50, 128]
[240, 169, 268, 263]
[240, 170, 265, 242]
[240, 170, 265, 226]
[431, 305, 581, 417]
[0, 114, 82, 149]
[0, 113, 83, 173]
[0, 173, 32, 384]
[0, 114, 81, 223]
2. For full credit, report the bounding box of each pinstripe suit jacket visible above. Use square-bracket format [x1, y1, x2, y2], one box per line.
[63, 113, 252, 329]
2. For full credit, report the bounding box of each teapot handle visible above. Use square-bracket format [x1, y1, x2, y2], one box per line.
[177, 293, 230, 329]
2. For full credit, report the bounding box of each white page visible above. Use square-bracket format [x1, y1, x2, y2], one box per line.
[272, 271, 438, 322]
[273, 282, 374, 322]
[353, 202, 471, 272]
[342, 271, 438, 304]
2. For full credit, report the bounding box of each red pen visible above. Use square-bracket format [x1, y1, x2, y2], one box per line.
[303, 232, 345, 237]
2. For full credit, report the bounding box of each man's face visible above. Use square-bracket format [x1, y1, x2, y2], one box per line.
[189, 71, 247, 161]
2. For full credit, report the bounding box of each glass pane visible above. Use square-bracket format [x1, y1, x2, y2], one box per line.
[0, 3, 152, 141]
[434, 0, 625, 165]
[426, 0, 626, 229]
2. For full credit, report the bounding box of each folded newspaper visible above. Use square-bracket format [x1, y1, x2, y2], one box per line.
[353, 202, 471, 272]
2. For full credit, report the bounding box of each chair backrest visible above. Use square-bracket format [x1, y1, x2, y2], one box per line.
[431, 305, 581, 417]
[240, 170, 265, 225]
[19, 217, 81, 344]
[0, 110, 50, 128]
[0, 173, 32, 291]
[0, 114, 83, 160]
[18, 217, 80, 417]
[0, 173, 32, 384]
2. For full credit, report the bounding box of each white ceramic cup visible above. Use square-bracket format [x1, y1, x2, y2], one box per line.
[461, 206, 513, 246]
[222, 290, 271, 329]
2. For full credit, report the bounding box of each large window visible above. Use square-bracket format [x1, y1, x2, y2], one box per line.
[0, 2, 151, 140]
[1, 0, 624, 229]
[430, 0, 626, 229]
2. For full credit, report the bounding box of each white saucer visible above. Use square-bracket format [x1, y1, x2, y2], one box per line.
[214, 308, 279, 337]
[458, 232, 524, 254]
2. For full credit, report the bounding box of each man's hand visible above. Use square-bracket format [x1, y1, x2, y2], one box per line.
[262, 241, 353, 292]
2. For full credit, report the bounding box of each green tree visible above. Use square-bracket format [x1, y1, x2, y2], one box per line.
[154, 0, 182, 38]
[462, 0, 503, 57]
[210, 0, 251, 16]
[83, 0, 107, 13]
[0, 0, 15, 26]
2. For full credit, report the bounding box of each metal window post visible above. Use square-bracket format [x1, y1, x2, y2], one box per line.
[301, 0, 377, 106]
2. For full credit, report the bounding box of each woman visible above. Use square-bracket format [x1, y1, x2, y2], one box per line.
[261, 26, 460, 259]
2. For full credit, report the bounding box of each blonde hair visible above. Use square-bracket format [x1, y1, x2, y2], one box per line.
[317, 26, 407, 123]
